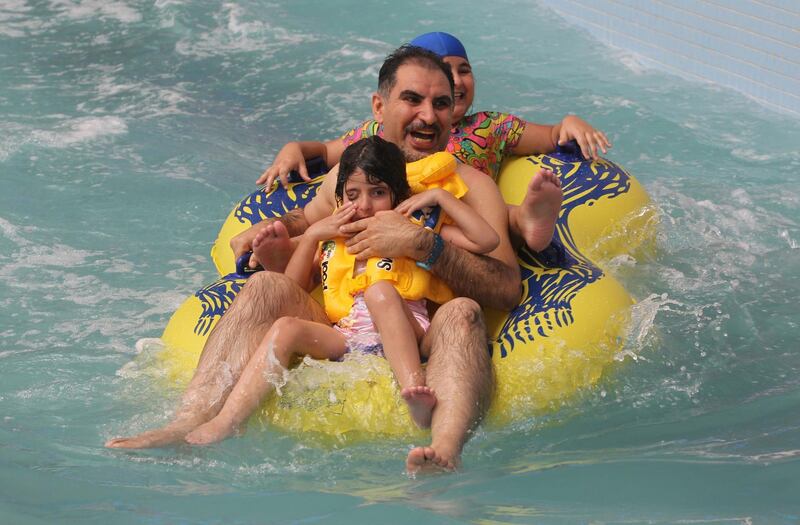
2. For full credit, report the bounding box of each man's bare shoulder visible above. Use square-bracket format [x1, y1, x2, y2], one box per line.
[452, 157, 518, 276]
[454, 161, 484, 184]
[454, 161, 504, 200]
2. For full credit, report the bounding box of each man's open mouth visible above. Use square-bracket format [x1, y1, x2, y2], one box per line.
[410, 129, 436, 143]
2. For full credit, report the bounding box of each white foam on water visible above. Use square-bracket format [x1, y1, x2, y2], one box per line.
[617, 293, 682, 363]
[78, 69, 192, 118]
[336, 42, 388, 62]
[651, 183, 795, 271]
[779, 229, 799, 250]
[0, 225, 200, 356]
[175, 3, 310, 58]
[613, 49, 650, 76]
[0, 0, 32, 18]
[49, 0, 142, 24]
[730, 148, 776, 163]
[587, 94, 637, 110]
[154, 0, 185, 8]
[26, 115, 128, 148]
[0, 0, 39, 38]
[0, 216, 29, 246]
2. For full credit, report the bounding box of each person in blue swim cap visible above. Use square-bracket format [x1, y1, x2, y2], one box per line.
[257, 31, 607, 252]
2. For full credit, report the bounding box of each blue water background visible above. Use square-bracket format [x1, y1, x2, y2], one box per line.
[2, 1, 799, 523]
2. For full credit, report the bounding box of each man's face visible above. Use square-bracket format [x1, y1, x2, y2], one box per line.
[372, 63, 453, 162]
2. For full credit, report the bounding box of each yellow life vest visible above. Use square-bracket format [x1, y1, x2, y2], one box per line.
[321, 152, 467, 323]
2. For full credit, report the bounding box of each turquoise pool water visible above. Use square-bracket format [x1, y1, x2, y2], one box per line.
[2, 1, 799, 523]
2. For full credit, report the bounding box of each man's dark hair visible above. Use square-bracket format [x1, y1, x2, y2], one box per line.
[336, 135, 411, 207]
[377, 44, 454, 100]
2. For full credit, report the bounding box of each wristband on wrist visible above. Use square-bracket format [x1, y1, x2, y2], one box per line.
[416, 232, 444, 271]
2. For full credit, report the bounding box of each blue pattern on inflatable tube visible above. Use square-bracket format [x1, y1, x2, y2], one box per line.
[193, 276, 246, 336]
[492, 144, 633, 357]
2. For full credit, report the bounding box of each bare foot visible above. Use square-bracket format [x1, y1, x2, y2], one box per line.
[401, 385, 437, 429]
[184, 417, 238, 445]
[405, 446, 458, 476]
[252, 221, 293, 272]
[516, 167, 563, 252]
[105, 424, 192, 449]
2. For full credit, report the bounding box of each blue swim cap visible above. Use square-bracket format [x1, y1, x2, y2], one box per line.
[410, 32, 468, 60]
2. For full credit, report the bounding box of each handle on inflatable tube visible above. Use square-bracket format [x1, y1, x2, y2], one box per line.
[233, 252, 260, 279]
[285, 156, 328, 183]
[551, 140, 584, 163]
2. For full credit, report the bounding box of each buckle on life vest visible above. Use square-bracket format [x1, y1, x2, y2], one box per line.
[348, 274, 369, 295]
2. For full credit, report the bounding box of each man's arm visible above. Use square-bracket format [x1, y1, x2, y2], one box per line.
[431, 163, 520, 309]
[420, 227, 520, 311]
[341, 163, 521, 311]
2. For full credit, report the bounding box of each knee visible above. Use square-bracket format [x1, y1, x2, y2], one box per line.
[242, 271, 293, 295]
[265, 316, 302, 361]
[237, 271, 303, 316]
[426, 298, 488, 362]
[435, 297, 484, 329]
[425, 298, 494, 407]
[363, 280, 400, 308]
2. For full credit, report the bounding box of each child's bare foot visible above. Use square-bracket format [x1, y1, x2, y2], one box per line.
[401, 385, 437, 429]
[252, 221, 292, 272]
[517, 168, 563, 252]
[184, 417, 238, 445]
[405, 445, 458, 476]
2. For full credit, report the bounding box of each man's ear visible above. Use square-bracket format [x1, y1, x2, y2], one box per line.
[371, 92, 384, 123]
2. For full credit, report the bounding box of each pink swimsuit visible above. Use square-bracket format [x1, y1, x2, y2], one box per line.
[333, 293, 430, 355]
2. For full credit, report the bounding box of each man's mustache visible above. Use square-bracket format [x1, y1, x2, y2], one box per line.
[404, 121, 441, 135]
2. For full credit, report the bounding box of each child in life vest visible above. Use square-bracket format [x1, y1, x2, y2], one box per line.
[185, 136, 498, 445]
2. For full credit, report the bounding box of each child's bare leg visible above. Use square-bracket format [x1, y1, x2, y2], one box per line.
[363, 281, 436, 428]
[509, 167, 563, 252]
[185, 318, 346, 445]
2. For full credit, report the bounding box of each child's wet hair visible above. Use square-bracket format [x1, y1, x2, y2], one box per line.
[336, 136, 410, 207]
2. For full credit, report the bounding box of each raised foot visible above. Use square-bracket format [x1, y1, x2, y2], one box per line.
[518, 167, 563, 252]
[401, 385, 437, 429]
[184, 418, 239, 446]
[252, 221, 293, 272]
[406, 446, 458, 476]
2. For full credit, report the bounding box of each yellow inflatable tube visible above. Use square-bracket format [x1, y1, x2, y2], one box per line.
[159, 146, 657, 439]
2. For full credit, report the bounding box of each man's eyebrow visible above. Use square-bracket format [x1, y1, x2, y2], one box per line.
[398, 89, 423, 99]
[397, 89, 452, 106]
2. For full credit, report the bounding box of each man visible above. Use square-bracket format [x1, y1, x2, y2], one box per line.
[108, 46, 559, 473]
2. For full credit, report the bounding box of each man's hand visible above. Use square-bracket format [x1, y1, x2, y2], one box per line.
[256, 142, 310, 189]
[340, 210, 428, 261]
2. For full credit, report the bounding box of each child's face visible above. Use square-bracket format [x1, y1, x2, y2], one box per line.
[342, 168, 394, 219]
